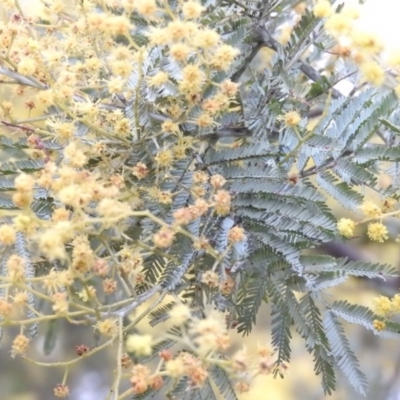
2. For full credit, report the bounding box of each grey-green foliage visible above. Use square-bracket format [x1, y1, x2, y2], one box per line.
[126, 34, 398, 393]
[197, 9, 400, 394]
[1, 0, 400, 398]
[135, 1, 400, 397]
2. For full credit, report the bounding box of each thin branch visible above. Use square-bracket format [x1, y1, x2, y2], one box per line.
[113, 315, 123, 400]
[1, 120, 35, 132]
[231, 42, 263, 82]
[103, 284, 164, 318]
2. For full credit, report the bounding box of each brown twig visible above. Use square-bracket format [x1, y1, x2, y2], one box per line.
[1, 120, 35, 132]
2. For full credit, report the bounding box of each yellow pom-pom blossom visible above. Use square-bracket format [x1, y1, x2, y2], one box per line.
[0, 224, 16, 245]
[372, 295, 392, 316]
[313, 0, 332, 18]
[283, 111, 301, 127]
[359, 200, 381, 218]
[182, 0, 204, 20]
[147, 71, 169, 87]
[391, 294, 400, 313]
[351, 29, 383, 55]
[373, 320, 386, 331]
[324, 13, 352, 36]
[125, 334, 153, 356]
[135, 0, 158, 17]
[367, 222, 388, 243]
[359, 61, 385, 87]
[168, 303, 192, 325]
[337, 218, 355, 238]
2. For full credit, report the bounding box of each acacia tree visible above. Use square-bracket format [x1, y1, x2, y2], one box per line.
[1, 0, 400, 398]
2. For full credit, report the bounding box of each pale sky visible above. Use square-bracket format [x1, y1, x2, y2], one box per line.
[357, 0, 399, 50]
[333, 0, 399, 94]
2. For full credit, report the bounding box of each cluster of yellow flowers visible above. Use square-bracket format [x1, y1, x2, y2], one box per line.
[372, 294, 400, 331]
[337, 198, 398, 242]
[0, 0, 254, 397]
[0, 0, 241, 142]
[338, 197, 400, 333]
[2, 0, 398, 397]
[121, 304, 280, 395]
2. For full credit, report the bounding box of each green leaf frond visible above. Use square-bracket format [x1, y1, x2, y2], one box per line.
[301, 294, 336, 394]
[323, 311, 368, 395]
[148, 301, 176, 327]
[210, 364, 239, 400]
[236, 271, 268, 334]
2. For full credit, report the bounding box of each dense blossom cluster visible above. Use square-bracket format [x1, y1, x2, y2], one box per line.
[0, 0, 398, 398]
[122, 304, 281, 395]
[372, 294, 400, 332]
[0, 0, 266, 397]
[337, 198, 399, 243]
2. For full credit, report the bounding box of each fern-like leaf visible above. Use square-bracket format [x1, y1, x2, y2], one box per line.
[148, 302, 175, 327]
[316, 171, 363, 211]
[331, 300, 400, 340]
[161, 250, 196, 291]
[236, 273, 267, 334]
[301, 295, 336, 395]
[268, 281, 292, 368]
[209, 364, 239, 400]
[323, 311, 368, 395]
